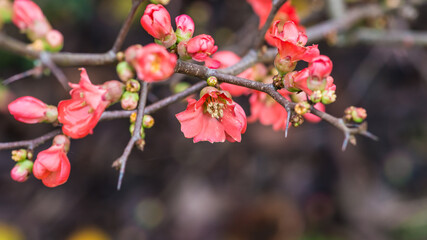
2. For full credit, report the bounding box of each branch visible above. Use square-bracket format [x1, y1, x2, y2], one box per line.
[39, 52, 70, 91]
[114, 81, 149, 190]
[351, 28, 427, 46]
[0, 129, 61, 151]
[111, 0, 144, 53]
[2, 67, 41, 85]
[101, 81, 207, 121]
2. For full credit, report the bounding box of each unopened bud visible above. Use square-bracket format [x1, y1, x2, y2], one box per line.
[126, 79, 141, 93]
[310, 90, 322, 103]
[291, 114, 304, 127]
[12, 149, 27, 162]
[135, 139, 146, 151]
[45, 105, 58, 123]
[143, 115, 155, 128]
[130, 112, 137, 123]
[294, 101, 311, 115]
[129, 124, 145, 138]
[27, 151, 33, 160]
[207, 76, 218, 87]
[321, 90, 336, 104]
[116, 51, 125, 62]
[274, 54, 297, 75]
[44, 29, 63, 52]
[104, 80, 125, 103]
[175, 14, 194, 43]
[53, 134, 70, 152]
[121, 91, 139, 110]
[273, 74, 284, 89]
[117, 61, 135, 82]
[10, 160, 33, 183]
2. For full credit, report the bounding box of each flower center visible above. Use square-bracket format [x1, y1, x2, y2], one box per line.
[206, 101, 224, 119]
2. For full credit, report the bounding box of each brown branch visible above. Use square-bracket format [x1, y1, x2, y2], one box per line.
[0, 129, 61, 151]
[114, 81, 149, 190]
[39, 52, 70, 91]
[101, 81, 207, 121]
[2, 67, 40, 85]
[111, 0, 144, 53]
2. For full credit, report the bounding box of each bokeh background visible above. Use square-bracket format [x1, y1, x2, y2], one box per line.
[1, 0, 427, 239]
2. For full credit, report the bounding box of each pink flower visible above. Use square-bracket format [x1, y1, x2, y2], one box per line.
[10, 160, 33, 183]
[58, 68, 123, 139]
[141, 4, 176, 48]
[304, 102, 325, 123]
[12, 0, 51, 39]
[308, 55, 333, 80]
[33, 135, 70, 188]
[186, 34, 220, 69]
[130, 43, 177, 82]
[8, 96, 57, 124]
[175, 14, 194, 42]
[270, 21, 319, 64]
[248, 89, 291, 131]
[176, 87, 247, 143]
[283, 68, 312, 95]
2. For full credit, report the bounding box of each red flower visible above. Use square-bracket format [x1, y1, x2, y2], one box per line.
[8, 96, 57, 124]
[186, 34, 220, 69]
[58, 68, 122, 139]
[33, 135, 70, 188]
[140, 4, 176, 48]
[12, 0, 50, 39]
[130, 43, 177, 82]
[248, 89, 291, 131]
[308, 55, 333, 80]
[270, 21, 319, 64]
[176, 87, 247, 143]
[283, 68, 312, 95]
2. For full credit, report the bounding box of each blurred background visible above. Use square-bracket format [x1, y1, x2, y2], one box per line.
[1, 0, 427, 239]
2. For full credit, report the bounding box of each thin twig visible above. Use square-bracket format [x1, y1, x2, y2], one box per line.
[2, 68, 40, 85]
[0, 129, 61, 151]
[111, 0, 144, 53]
[40, 52, 70, 91]
[115, 81, 149, 190]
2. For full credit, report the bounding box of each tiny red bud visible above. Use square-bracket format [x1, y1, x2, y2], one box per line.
[116, 61, 135, 82]
[11, 160, 33, 183]
[121, 91, 139, 110]
[126, 79, 141, 93]
[143, 115, 155, 128]
[175, 14, 194, 43]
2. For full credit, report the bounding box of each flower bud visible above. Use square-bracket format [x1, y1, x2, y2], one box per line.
[116, 61, 135, 82]
[103, 80, 125, 103]
[12, 149, 27, 162]
[8, 96, 57, 124]
[175, 14, 194, 43]
[321, 90, 336, 104]
[207, 76, 218, 87]
[273, 74, 284, 89]
[344, 106, 367, 123]
[172, 82, 190, 93]
[53, 134, 70, 152]
[141, 4, 176, 48]
[143, 115, 155, 128]
[129, 123, 145, 138]
[136, 139, 146, 151]
[130, 112, 137, 123]
[309, 55, 333, 80]
[10, 160, 33, 183]
[44, 29, 63, 52]
[121, 91, 139, 110]
[274, 54, 297, 75]
[126, 79, 141, 93]
[294, 101, 311, 115]
[291, 114, 304, 127]
[310, 90, 322, 103]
